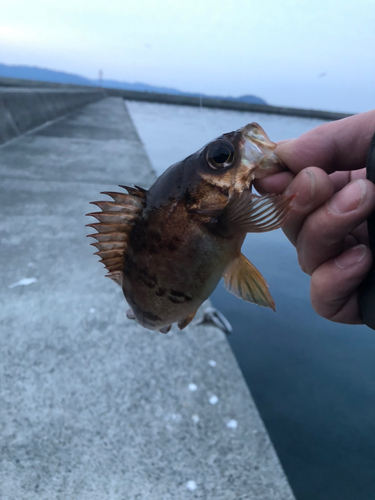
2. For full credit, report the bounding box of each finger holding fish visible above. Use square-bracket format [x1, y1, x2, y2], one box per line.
[296, 178, 375, 276]
[280, 167, 335, 247]
[310, 245, 372, 324]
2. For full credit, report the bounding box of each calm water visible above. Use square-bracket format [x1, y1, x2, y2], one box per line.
[127, 101, 375, 500]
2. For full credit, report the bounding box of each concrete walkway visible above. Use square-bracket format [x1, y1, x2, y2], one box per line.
[0, 97, 295, 499]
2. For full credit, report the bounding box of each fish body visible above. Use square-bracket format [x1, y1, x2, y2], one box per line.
[87, 123, 292, 332]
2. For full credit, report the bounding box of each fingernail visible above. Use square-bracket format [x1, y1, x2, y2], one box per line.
[334, 244, 367, 269]
[285, 169, 315, 208]
[329, 179, 367, 214]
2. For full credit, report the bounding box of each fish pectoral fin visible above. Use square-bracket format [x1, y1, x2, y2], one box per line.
[178, 311, 197, 330]
[86, 185, 146, 285]
[223, 253, 275, 310]
[217, 192, 293, 238]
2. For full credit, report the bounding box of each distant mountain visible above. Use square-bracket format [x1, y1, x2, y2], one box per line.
[234, 95, 267, 104]
[0, 63, 267, 105]
[0, 63, 91, 86]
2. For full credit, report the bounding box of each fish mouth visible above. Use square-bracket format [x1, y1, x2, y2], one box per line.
[240, 123, 285, 180]
[240, 122, 276, 162]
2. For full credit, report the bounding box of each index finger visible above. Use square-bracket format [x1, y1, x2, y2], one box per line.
[276, 110, 375, 175]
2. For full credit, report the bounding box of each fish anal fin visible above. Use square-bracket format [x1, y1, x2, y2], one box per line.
[223, 253, 275, 310]
[217, 192, 293, 238]
[178, 311, 197, 330]
[159, 325, 172, 334]
[86, 186, 146, 285]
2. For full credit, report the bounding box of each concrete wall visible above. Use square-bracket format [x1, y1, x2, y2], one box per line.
[107, 88, 351, 121]
[0, 76, 351, 121]
[0, 76, 77, 89]
[0, 88, 105, 145]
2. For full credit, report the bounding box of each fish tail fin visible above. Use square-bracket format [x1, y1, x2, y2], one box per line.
[86, 185, 146, 285]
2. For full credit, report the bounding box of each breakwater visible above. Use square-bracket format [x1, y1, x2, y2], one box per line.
[0, 87, 104, 145]
[0, 75, 351, 122]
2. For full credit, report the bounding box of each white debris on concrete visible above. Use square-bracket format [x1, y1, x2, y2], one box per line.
[227, 419, 238, 429]
[208, 360, 217, 367]
[8, 277, 37, 288]
[191, 414, 200, 423]
[209, 395, 219, 405]
[186, 481, 197, 491]
[188, 383, 197, 392]
[89, 308, 96, 313]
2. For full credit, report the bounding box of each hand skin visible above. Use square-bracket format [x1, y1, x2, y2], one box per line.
[254, 110, 375, 324]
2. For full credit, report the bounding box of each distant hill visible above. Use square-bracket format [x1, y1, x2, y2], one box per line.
[0, 63, 267, 105]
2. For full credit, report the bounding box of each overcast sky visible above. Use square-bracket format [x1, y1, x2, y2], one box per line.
[1, 0, 374, 113]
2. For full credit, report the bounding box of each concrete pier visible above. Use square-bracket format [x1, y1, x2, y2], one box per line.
[0, 97, 295, 499]
[0, 76, 350, 121]
[0, 87, 104, 145]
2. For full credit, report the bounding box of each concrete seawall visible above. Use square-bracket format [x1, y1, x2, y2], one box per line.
[0, 76, 351, 121]
[107, 88, 351, 121]
[0, 88, 105, 145]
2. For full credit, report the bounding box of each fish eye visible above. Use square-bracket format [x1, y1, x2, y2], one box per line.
[206, 141, 236, 170]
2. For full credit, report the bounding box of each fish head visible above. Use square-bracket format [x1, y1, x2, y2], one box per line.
[197, 122, 285, 198]
[147, 122, 285, 211]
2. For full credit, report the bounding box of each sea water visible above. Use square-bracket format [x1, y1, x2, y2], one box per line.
[127, 100, 375, 500]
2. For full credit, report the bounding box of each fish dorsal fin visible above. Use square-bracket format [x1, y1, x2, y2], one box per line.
[223, 253, 275, 310]
[216, 192, 293, 238]
[119, 184, 147, 199]
[86, 185, 146, 285]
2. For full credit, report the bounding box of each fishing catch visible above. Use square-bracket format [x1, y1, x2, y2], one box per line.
[87, 123, 292, 333]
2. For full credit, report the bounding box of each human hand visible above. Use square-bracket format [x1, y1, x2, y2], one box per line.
[255, 110, 375, 324]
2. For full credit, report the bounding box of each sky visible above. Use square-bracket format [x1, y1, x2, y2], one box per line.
[1, 0, 374, 113]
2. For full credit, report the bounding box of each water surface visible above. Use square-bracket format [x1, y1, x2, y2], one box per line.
[127, 101, 375, 500]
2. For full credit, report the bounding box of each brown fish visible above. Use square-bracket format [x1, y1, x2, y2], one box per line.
[87, 123, 292, 333]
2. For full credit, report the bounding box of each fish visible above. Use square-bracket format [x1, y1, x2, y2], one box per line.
[86, 123, 293, 333]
